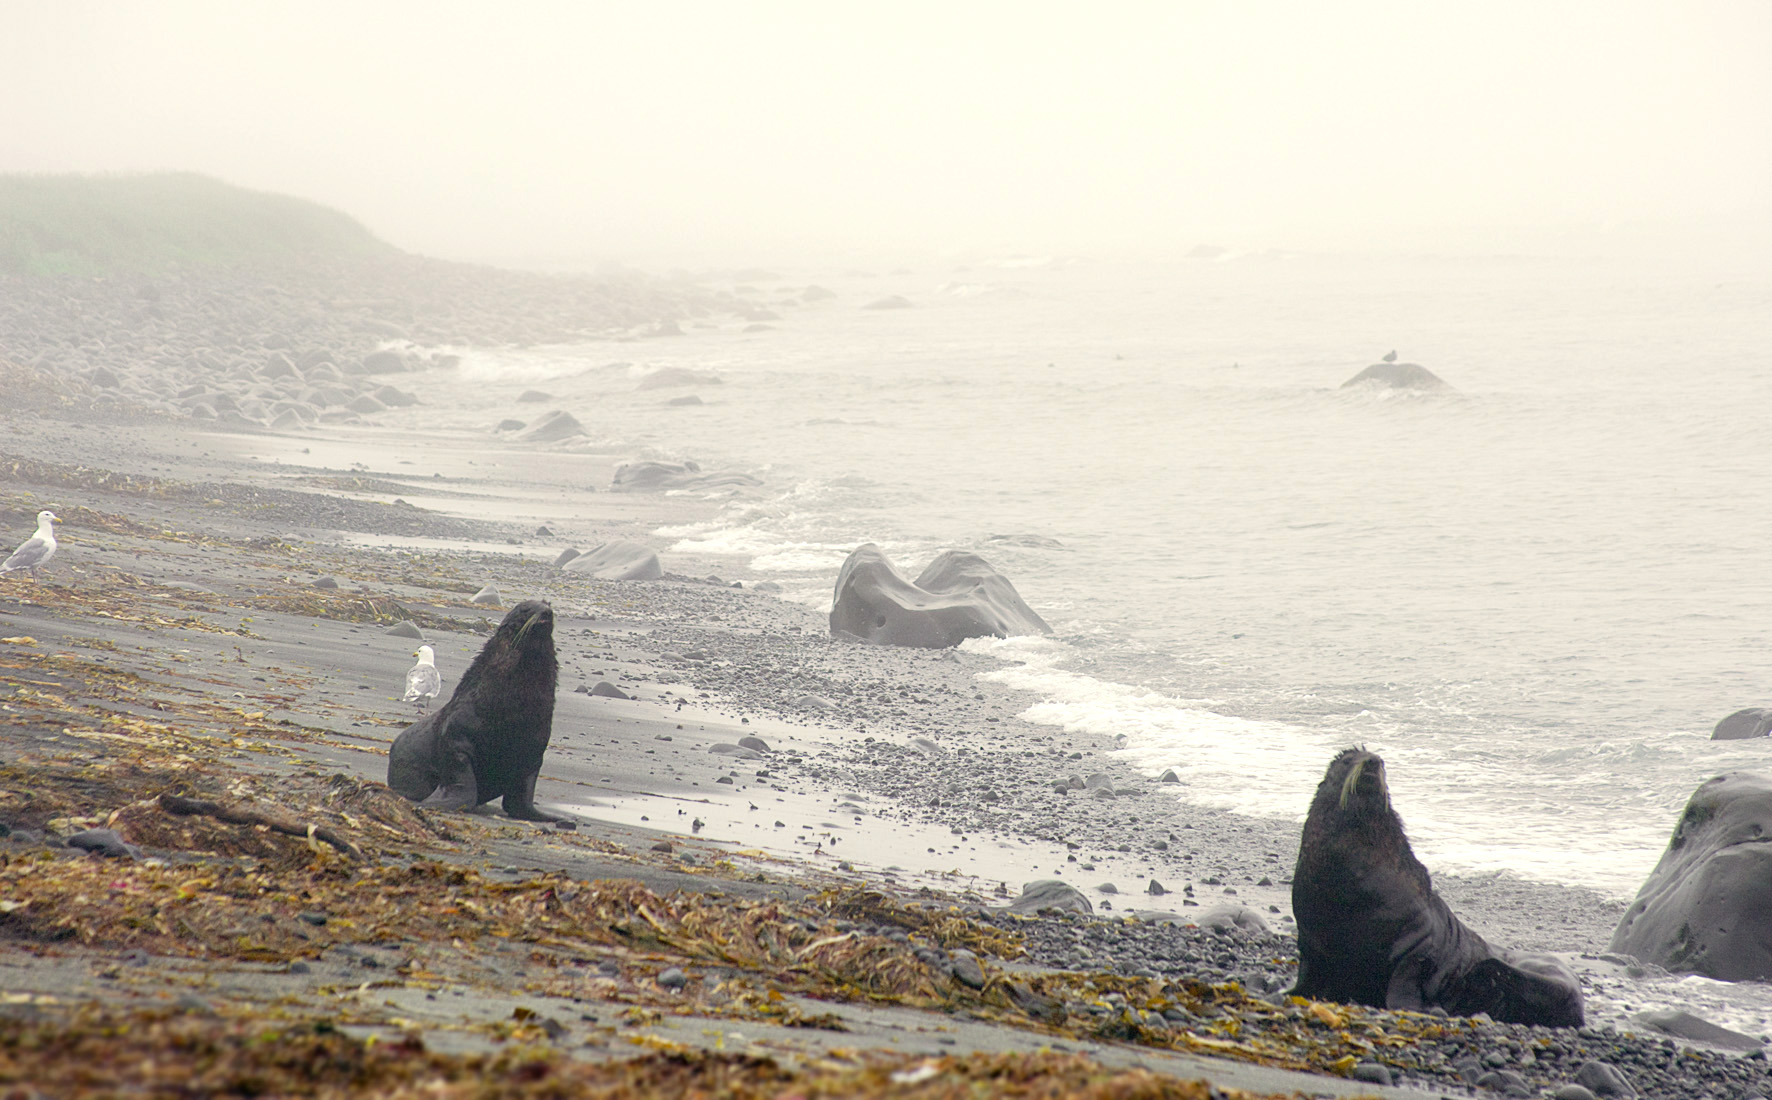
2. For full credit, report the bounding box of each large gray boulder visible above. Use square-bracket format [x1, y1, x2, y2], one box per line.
[829, 544, 1050, 648]
[1712, 708, 1772, 740]
[1608, 772, 1772, 981]
[562, 539, 662, 581]
[1342, 362, 1451, 390]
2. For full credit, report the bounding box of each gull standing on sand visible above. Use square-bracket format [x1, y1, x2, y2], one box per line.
[1, 511, 59, 578]
[403, 645, 442, 708]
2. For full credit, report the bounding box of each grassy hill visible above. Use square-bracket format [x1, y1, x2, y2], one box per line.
[0, 172, 391, 276]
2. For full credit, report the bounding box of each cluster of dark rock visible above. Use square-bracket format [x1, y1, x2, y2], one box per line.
[829, 544, 1051, 648]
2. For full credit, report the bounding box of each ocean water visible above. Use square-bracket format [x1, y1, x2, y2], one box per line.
[413, 250, 1772, 901]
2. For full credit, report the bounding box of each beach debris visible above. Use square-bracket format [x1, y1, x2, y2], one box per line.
[157, 793, 362, 859]
[402, 644, 441, 707]
[562, 539, 662, 580]
[471, 584, 501, 606]
[1, 509, 59, 576]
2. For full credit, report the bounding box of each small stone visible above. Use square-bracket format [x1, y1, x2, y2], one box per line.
[66, 829, 137, 859]
[552, 547, 581, 567]
[311, 576, 340, 589]
[1146, 879, 1167, 896]
[299, 911, 329, 926]
[1097, 883, 1118, 895]
[590, 681, 630, 699]
[656, 967, 688, 991]
[737, 735, 770, 752]
[471, 585, 501, 606]
[384, 620, 424, 640]
[651, 841, 673, 853]
[1552, 1087, 1598, 1100]
[287, 961, 310, 975]
[948, 949, 986, 989]
[1350, 1062, 1391, 1086]
[534, 525, 553, 537]
[1158, 768, 1181, 783]
[538, 1017, 566, 1040]
[1574, 1061, 1637, 1098]
[1476, 1069, 1532, 1097]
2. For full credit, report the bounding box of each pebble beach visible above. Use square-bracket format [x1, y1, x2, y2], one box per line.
[4, 251, 1772, 1099]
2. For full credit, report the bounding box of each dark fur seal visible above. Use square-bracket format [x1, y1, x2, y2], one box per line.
[1290, 747, 1584, 1027]
[386, 600, 566, 822]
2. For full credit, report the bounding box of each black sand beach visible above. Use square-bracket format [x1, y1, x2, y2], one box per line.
[4, 248, 1770, 1099]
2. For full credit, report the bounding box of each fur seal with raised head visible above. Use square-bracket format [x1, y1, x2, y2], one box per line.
[387, 599, 567, 822]
[1289, 747, 1584, 1027]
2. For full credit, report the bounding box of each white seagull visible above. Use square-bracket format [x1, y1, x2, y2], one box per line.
[1, 511, 59, 578]
[403, 645, 442, 708]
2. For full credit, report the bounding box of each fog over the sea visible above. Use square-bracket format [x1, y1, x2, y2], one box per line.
[2, 1, 1769, 266]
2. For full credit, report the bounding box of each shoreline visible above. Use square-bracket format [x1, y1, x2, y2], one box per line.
[3, 302, 1769, 1094]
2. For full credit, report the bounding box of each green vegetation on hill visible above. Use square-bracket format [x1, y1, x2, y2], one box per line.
[0, 172, 391, 276]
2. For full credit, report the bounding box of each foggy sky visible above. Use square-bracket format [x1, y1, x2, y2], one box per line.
[3, 1, 1769, 265]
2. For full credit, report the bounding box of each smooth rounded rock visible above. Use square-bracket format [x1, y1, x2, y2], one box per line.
[1712, 707, 1772, 740]
[562, 540, 662, 581]
[829, 544, 1050, 649]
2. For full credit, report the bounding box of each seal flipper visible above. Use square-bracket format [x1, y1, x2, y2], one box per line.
[501, 769, 566, 822]
[419, 718, 480, 811]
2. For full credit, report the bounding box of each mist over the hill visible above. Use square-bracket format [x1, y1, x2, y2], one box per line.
[3, 2, 1769, 267]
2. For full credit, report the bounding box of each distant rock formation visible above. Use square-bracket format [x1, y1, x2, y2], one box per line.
[1342, 362, 1452, 391]
[1712, 708, 1772, 740]
[562, 539, 662, 581]
[610, 460, 760, 493]
[1609, 772, 1772, 981]
[829, 544, 1051, 648]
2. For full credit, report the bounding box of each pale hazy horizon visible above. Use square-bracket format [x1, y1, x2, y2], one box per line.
[3, 1, 1769, 268]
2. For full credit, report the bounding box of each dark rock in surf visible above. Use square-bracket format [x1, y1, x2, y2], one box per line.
[386, 600, 566, 822]
[829, 544, 1051, 649]
[1711, 707, 1772, 740]
[1608, 772, 1772, 981]
[1291, 747, 1585, 1026]
[562, 539, 662, 581]
[1342, 362, 1452, 391]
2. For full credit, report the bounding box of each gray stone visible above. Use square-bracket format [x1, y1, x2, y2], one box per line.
[562, 539, 662, 581]
[1712, 707, 1772, 740]
[589, 681, 629, 699]
[551, 548, 581, 568]
[66, 828, 138, 859]
[1005, 879, 1092, 915]
[384, 621, 424, 640]
[1342, 361, 1452, 390]
[1632, 1008, 1764, 1051]
[829, 544, 1050, 649]
[949, 949, 986, 989]
[1574, 1060, 1637, 1098]
[516, 409, 585, 442]
[471, 585, 501, 606]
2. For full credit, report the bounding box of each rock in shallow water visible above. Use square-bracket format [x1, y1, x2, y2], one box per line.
[1342, 361, 1452, 390]
[1609, 771, 1772, 981]
[1712, 707, 1772, 740]
[829, 543, 1050, 648]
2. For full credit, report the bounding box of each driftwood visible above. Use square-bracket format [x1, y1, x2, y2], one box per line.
[157, 793, 362, 860]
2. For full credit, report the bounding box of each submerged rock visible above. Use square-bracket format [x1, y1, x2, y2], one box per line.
[829, 544, 1050, 648]
[1609, 772, 1772, 981]
[1342, 362, 1452, 390]
[1711, 707, 1772, 740]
